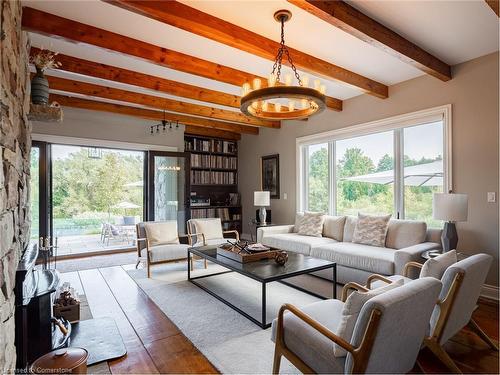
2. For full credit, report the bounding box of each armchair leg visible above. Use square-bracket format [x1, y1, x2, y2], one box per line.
[135, 259, 141, 269]
[147, 262, 151, 278]
[190, 256, 194, 271]
[468, 319, 499, 351]
[425, 339, 462, 374]
[272, 346, 282, 374]
[204, 259, 207, 269]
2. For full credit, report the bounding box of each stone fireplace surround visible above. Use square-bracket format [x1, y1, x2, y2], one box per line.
[0, 1, 31, 372]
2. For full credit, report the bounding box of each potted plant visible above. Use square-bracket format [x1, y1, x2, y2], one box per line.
[29, 49, 61, 105]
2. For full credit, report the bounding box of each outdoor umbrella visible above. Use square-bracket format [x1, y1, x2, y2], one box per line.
[342, 160, 443, 187]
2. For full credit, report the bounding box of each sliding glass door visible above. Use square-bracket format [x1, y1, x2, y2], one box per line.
[148, 151, 189, 234]
[50, 144, 145, 255]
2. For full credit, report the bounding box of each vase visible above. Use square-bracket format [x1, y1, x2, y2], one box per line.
[31, 68, 49, 105]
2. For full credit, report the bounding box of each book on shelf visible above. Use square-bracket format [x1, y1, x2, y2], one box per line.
[185, 138, 237, 154]
[190, 208, 231, 221]
[191, 170, 236, 185]
[190, 154, 237, 169]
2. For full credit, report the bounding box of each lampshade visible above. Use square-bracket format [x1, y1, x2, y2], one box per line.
[433, 193, 468, 222]
[254, 191, 270, 206]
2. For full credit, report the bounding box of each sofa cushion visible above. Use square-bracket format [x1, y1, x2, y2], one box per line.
[323, 215, 346, 241]
[342, 215, 358, 242]
[385, 219, 427, 249]
[297, 212, 325, 237]
[261, 233, 336, 255]
[311, 242, 395, 275]
[420, 250, 457, 279]
[352, 213, 391, 247]
[293, 212, 304, 233]
[149, 244, 189, 262]
[271, 299, 346, 373]
[144, 221, 180, 246]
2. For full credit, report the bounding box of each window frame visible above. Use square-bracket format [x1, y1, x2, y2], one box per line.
[296, 105, 452, 217]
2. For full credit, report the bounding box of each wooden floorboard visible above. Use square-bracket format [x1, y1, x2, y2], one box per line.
[65, 262, 498, 374]
[96, 266, 218, 373]
[78, 269, 160, 374]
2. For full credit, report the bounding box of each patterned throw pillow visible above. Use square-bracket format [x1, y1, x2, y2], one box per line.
[352, 213, 392, 247]
[297, 212, 325, 237]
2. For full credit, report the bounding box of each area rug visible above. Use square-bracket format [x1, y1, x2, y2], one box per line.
[127, 261, 340, 374]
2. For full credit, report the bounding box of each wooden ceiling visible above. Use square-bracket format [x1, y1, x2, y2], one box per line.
[22, 1, 459, 140]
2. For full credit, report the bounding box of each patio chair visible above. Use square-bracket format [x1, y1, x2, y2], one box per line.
[136, 220, 194, 278]
[271, 277, 442, 374]
[367, 252, 497, 373]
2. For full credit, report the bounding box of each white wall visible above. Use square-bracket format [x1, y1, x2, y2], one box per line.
[239, 52, 499, 286]
[32, 106, 185, 150]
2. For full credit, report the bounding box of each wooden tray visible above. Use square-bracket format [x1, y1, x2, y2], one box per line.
[217, 245, 279, 263]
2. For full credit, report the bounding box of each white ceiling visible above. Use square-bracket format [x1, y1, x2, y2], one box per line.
[24, 0, 499, 109]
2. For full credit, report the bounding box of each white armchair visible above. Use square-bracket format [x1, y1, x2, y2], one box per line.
[368, 252, 497, 373]
[187, 218, 239, 246]
[271, 278, 442, 374]
[136, 221, 191, 278]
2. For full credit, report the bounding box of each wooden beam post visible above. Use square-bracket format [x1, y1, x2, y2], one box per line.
[22, 8, 343, 110]
[50, 94, 258, 135]
[43, 75, 278, 128]
[288, 0, 452, 81]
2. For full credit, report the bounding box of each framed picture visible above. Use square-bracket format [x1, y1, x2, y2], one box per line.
[261, 154, 280, 199]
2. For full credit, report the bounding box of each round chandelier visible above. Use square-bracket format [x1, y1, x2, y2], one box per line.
[240, 10, 327, 121]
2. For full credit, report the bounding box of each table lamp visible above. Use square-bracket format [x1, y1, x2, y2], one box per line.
[254, 191, 270, 224]
[432, 193, 468, 252]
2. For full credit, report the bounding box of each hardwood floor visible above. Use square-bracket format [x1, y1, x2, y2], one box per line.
[61, 264, 498, 374]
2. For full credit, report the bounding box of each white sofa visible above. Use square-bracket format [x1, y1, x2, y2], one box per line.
[257, 215, 442, 285]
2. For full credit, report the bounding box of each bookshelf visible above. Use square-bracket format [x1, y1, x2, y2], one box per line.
[185, 134, 242, 233]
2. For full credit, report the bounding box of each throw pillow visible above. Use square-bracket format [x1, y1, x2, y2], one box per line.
[352, 213, 392, 247]
[144, 221, 180, 246]
[333, 278, 404, 357]
[420, 250, 457, 279]
[293, 212, 304, 233]
[193, 218, 223, 240]
[297, 211, 325, 237]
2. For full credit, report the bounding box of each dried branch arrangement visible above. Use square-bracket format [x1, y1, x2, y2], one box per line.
[30, 48, 61, 72]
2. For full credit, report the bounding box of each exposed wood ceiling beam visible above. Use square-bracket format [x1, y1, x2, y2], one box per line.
[288, 0, 452, 81]
[184, 125, 241, 141]
[105, 0, 388, 98]
[50, 94, 257, 136]
[22, 8, 342, 112]
[30, 48, 241, 109]
[485, 0, 499, 17]
[43, 75, 277, 129]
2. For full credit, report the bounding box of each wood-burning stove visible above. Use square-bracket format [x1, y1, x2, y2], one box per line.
[14, 243, 71, 370]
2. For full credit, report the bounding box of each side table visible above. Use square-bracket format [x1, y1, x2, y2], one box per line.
[248, 222, 277, 242]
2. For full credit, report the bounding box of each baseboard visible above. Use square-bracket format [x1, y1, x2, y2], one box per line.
[481, 284, 499, 302]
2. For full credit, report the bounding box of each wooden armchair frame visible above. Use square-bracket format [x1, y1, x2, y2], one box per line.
[136, 226, 207, 277]
[364, 260, 498, 374]
[273, 302, 382, 374]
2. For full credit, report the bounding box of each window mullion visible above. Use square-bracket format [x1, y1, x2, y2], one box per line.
[394, 129, 404, 219]
[329, 141, 336, 215]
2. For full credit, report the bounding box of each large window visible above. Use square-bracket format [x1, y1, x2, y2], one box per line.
[298, 106, 450, 227]
[336, 131, 394, 216]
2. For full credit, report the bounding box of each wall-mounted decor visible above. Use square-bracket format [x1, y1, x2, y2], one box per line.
[261, 154, 280, 199]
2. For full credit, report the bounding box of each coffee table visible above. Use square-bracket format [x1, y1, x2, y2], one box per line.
[187, 246, 336, 329]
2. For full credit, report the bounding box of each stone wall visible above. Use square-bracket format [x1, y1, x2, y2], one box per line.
[0, 0, 31, 372]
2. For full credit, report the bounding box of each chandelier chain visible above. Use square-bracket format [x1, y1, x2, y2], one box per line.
[271, 17, 302, 86]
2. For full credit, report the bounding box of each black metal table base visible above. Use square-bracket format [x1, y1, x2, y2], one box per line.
[187, 252, 336, 329]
